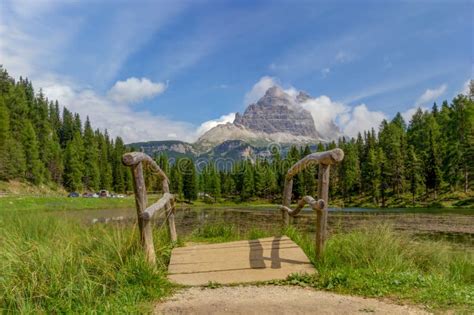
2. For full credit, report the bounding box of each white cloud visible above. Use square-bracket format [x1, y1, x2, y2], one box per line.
[196, 112, 236, 136]
[244, 76, 278, 105]
[343, 104, 387, 138]
[461, 80, 470, 95]
[416, 84, 447, 105]
[399, 83, 448, 123]
[108, 77, 167, 104]
[300, 96, 348, 139]
[300, 96, 386, 139]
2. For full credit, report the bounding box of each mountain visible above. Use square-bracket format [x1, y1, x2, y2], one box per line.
[128, 86, 341, 160]
[128, 140, 196, 160]
[234, 86, 319, 138]
[195, 86, 334, 150]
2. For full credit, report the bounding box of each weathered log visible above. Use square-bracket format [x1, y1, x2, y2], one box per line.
[279, 196, 325, 217]
[316, 163, 330, 260]
[281, 178, 293, 225]
[123, 152, 169, 182]
[161, 177, 177, 242]
[130, 162, 156, 266]
[123, 151, 178, 243]
[140, 193, 173, 220]
[167, 196, 178, 242]
[286, 148, 344, 180]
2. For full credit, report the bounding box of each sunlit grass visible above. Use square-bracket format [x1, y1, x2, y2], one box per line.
[284, 224, 474, 312]
[0, 195, 135, 212]
[0, 212, 173, 313]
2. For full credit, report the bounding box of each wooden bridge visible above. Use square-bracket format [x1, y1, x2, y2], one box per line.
[122, 148, 344, 285]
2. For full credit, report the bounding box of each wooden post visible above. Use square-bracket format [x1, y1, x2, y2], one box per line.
[162, 179, 177, 242]
[316, 163, 330, 260]
[130, 162, 156, 266]
[282, 178, 293, 226]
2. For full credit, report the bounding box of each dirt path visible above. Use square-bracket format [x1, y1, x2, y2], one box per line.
[154, 285, 430, 315]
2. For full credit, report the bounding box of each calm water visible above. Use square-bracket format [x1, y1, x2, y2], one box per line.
[57, 205, 474, 247]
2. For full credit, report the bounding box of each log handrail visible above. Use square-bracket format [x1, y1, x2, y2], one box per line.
[140, 192, 174, 220]
[123, 152, 169, 181]
[280, 148, 344, 260]
[122, 152, 177, 267]
[279, 195, 325, 217]
[286, 148, 344, 179]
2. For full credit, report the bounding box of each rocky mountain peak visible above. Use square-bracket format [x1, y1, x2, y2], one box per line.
[233, 86, 319, 138]
[256, 85, 293, 107]
[296, 91, 311, 103]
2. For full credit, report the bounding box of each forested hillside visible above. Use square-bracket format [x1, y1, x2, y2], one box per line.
[0, 66, 133, 193]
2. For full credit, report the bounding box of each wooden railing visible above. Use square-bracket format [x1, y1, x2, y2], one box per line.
[122, 152, 177, 266]
[279, 148, 344, 259]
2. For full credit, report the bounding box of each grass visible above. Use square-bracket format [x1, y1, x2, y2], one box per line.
[0, 212, 174, 313]
[187, 222, 276, 243]
[283, 224, 474, 313]
[0, 195, 135, 212]
[1, 194, 472, 313]
[332, 190, 474, 209]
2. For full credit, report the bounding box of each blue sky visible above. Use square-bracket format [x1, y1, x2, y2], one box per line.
[0, 0, 471, 143]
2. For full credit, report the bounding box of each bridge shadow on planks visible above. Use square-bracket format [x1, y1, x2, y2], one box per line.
[168, 236, 315, 286]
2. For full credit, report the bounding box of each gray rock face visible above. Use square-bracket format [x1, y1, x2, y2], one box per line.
[233, 86, 320, 138]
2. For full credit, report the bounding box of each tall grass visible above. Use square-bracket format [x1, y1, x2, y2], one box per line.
[285, 224, 474, 311]
[0, 212, 173, 313]
[189, 222, 275, 243]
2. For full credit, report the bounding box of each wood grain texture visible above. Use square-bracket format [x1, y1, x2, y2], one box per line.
[140, 193, 173, 220]
[286, 148, 343, 180]
[130, 162, 156, 266]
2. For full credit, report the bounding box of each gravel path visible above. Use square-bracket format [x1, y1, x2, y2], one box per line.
[154, 285, 430, 315]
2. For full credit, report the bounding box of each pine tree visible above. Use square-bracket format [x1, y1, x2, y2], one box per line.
[407, 145, 422, 205]
[450, 95, 474, 192]
[182, 158, 197, 201]
[425, 130, 442, 199]
[63, 132, 84, 191]
[60, 108, 74, 147]
[97, 132, 112, 190]
[0, 97, 11, 179]
[366, 147, 380, 204]
[340, 141, 359, 202]
[112, 137, 127, 193]
[170, 161, 183, 198]
[22, 120, 44, 184]
[83, 118, 100, 191]
[241, 160, 254, 201]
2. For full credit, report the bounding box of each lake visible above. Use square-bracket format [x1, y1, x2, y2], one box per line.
[57, 205, 474, 248]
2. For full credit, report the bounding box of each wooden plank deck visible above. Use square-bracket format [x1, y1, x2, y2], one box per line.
[168, 236, 315, 286]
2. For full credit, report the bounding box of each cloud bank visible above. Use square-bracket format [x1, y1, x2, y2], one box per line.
[41, 79, 196, 143]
